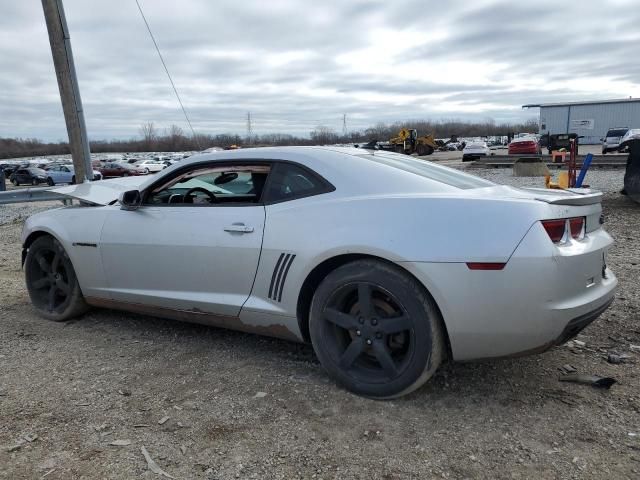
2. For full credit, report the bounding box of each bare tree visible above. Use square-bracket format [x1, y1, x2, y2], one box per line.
[164, 124, 185, 151]
[310, 125, 338, 145]
[139, 122, 158, 150]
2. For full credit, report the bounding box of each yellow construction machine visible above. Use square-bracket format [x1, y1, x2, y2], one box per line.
[388, 128, 439, 156]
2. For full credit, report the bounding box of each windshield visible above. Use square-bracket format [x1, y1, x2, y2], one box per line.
[606, 128, 628, 138]
[356, 152, 495, 189]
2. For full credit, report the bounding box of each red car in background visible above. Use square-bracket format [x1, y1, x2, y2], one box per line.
[98, 162, 145, 178]
[508, 137, 541, 155]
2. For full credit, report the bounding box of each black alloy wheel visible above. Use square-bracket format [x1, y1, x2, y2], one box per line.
[322, 282, 414, 381]
[25, 236, 88, 321]
[310, 260, 444, 398]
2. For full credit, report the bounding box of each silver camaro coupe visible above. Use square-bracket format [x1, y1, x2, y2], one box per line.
[21, 147, 617, 398]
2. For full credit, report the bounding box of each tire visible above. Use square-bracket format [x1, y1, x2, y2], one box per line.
[309, 259, 445, 399]
[11, 179, 18, 186]
[602, 149, 607, 155]
[71, 176, 76, 184]
[144, 168, 149, 174]
[123, 172, 129, 177]
[32, 178, 38, 186]
[24, 235, 89, 322]
[47, 177, 55, 186]
[417, 145, 434, 156]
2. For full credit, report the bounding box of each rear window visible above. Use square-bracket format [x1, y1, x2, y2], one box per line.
[606, 128, 628, 137]
[356, 152, 495, 189]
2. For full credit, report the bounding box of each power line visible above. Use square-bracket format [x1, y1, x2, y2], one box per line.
[134, 0, 201, 149]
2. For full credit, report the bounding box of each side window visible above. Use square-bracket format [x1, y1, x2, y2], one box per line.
[264, 163, 332, 203]
[145, 164, 270, 206]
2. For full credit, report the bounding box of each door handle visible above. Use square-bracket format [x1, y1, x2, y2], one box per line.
[224, 224, 254, 233]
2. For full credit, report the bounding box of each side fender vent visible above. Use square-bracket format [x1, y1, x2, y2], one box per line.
[268, 253, 296, 302]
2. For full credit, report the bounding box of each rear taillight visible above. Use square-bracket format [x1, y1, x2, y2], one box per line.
[541, 217, 586, 244]
[569, 217, 585, 240]
[541, 219, 566, 243]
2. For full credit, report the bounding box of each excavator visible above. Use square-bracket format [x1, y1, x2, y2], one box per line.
[388, 128, 439, 156]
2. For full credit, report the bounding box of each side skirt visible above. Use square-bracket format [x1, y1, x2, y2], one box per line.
[85, 297, 301, 342]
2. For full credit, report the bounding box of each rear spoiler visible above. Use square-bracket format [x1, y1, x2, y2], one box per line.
[524, 187, 603, 206]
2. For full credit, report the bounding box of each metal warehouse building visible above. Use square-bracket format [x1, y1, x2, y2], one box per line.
[522, 98, 640, 144]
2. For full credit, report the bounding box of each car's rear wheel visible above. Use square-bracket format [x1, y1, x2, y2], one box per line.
[309, 259, 444, 399]
[71, 175, 76, 184]
[144, 168, 149, 174]
[25, 235, 88, 322]
[11, 179, 18, 186]
[31, 178, 38, 186]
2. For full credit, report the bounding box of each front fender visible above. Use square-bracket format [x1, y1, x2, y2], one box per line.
[21, 207, 112, 298]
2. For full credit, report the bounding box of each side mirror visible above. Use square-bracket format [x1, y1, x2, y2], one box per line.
[119, 189, 142, 210]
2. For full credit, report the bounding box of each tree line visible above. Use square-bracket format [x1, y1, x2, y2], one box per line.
[0, 118, 538, 160]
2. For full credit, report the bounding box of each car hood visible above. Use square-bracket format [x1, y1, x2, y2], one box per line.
[48, 176, 149, 205]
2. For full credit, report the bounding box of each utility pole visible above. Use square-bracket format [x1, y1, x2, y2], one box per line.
[342, 113, 348, 137]
[42, 0, 92, 183]
[246, 111, 253, 145]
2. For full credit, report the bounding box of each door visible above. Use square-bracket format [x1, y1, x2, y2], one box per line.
[16, 170, 28, 184]
[99, 162, 270, 317]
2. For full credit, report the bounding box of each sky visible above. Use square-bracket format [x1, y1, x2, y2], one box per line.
[1, 0, 639, 141]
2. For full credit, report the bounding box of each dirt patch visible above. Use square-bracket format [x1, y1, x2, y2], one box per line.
[1, 194, 640, 479]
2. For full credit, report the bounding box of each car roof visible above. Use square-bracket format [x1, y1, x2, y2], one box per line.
[135, 146, 494, 195]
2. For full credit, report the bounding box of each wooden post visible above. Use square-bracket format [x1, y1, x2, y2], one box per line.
[41, 0, 92, 183]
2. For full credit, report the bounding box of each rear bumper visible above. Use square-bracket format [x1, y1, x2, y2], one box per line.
[401, 225, 617, 361]
[554, 296, 614, 346]
[509, 148, 539, 154]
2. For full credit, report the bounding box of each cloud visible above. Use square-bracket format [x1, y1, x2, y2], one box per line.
[0, 0, 638, 140]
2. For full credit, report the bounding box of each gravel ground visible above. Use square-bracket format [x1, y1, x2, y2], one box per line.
[1, 167, 639, 479]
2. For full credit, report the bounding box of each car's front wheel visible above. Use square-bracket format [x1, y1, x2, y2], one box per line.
[47, 177, 55, 186]
[25, 235, 88, 321]
[309, 259, 444, 399]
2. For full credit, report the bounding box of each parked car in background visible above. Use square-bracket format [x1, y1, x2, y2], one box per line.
[134, 159, 166, 173]
[462, 142, 491, 161]
[98, 162, 144, 178]
[0, 163, 19, 177]
[601, 127, 629, 154]
[508, 136, 541, 155]
[620, 128, 640, 145]
[9, 168, 48, 186]
[45, 165, 102, 186]
[22, 147, 616, 398]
